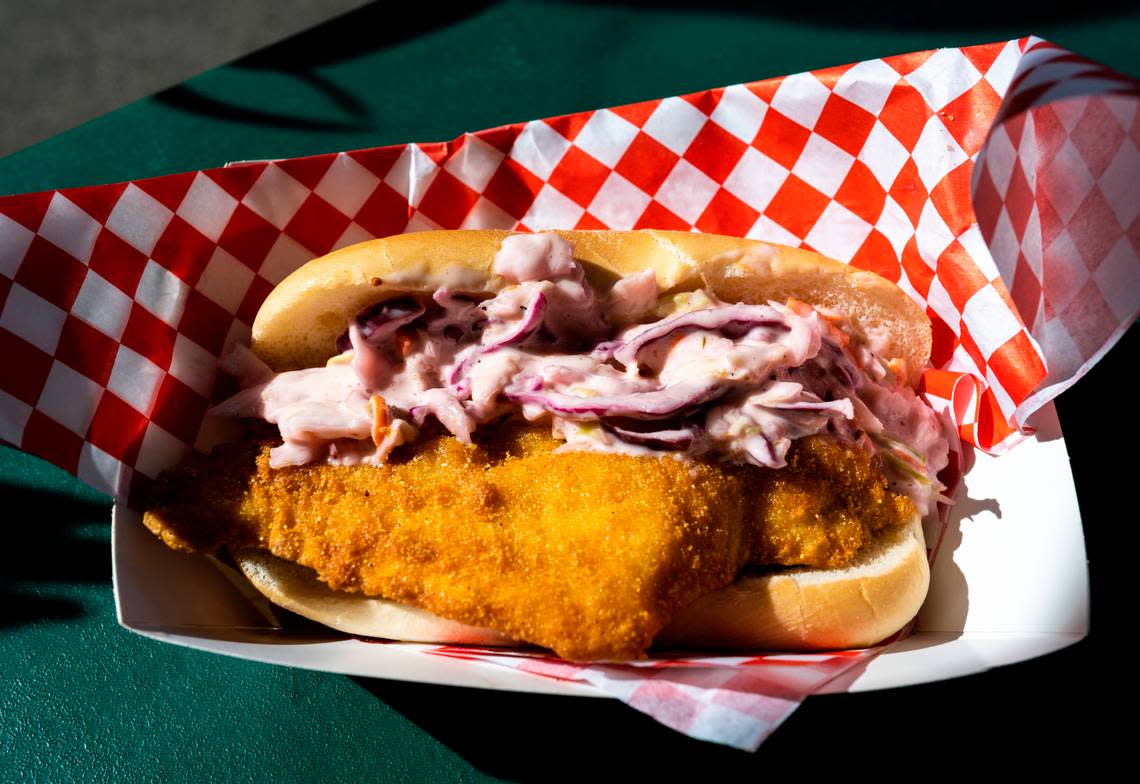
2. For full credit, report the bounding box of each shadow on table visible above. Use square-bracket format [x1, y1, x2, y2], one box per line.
[352, 631, 1097, 777]
[351, 675, 761, 776]
[152, 2, 494, 133]
[0, 484, 112, 628]
[149, 0, 1135, 135]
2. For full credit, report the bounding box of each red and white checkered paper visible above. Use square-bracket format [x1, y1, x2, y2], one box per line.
[1, 37, 1136, 750]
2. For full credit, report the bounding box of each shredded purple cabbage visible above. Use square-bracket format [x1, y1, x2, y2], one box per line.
[612, 304, 788, 368]
[335, 297, 425, 353]
[506, 378, 725, 420]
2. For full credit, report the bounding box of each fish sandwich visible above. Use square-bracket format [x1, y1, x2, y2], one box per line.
[144, 229, 950, 660]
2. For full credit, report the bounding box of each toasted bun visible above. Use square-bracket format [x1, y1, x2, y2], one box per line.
[234, 548, 514, 647]
[657, 515, 929, 650]
[253, 230, 931, 385]
[234, 515, 927, 653]
[242, 230, 933, 654]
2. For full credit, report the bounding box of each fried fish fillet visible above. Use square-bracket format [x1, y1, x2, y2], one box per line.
[143, 424, 913, 659]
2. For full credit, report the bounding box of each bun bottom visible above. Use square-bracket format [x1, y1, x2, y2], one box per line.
[234, 516, 928, 655]
[234, 549, 514, 647]
[658, 515, 929, 650]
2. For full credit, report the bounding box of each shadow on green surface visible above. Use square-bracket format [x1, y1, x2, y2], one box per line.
[152, 2, 494, 133]
[350, 635, 1099, 777]
[350, 676, 756, 775]
[147, 0, 1138, 136]
[154, 83, 375, 134]
[0, 485, 112, 629]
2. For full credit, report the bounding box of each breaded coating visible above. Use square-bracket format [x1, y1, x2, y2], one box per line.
[750, 436, 917, 569]
[144, 425, 914, 660]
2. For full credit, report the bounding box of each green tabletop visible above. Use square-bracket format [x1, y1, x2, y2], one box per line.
[2, 2, 1134, 779]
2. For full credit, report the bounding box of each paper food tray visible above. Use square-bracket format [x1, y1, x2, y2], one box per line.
[113, 400, 1087, 695]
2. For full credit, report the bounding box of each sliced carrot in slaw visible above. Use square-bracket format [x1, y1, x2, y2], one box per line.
[370, 395, 391, 446]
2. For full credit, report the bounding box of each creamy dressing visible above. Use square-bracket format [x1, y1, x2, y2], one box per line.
[213, 234, 950, 513]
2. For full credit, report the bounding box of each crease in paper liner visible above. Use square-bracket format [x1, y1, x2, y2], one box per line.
[0, 36, 1132, 749]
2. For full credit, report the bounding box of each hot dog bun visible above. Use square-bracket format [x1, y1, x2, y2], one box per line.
[231, 230, 934, 654]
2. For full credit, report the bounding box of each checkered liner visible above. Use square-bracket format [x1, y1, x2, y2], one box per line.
[422, 643, 868, 750]
[1, 37, 1135, 750]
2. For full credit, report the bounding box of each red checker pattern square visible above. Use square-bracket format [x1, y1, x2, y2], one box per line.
[347, 147, 405, 181]
[1066, 187, 1123, 270]
[55, 315, 118, 387]
[150, 375, 210, 445]
[939, 81, 1003, 157]
[218, 203, 282, 270]
[87, 392, 148, 465]
[928, 312, 959, 369]
[632, 201, 690, 231]
[353, 182, 411, 239]
[694, 189, 759, 236]
[682, 122, 747, 183]
[15, 236, 88, 311]
[283, 194, 352, 255]
[1009, 253, 1043, 328]
[849, 229, 901, 282]
[814, 94, 877, 156]
[277, 156, 335, 190]
[763, 175, 830, 240]
[971, 161, 1004, 247]
[415, 170, 480, 229]
[752, 110, 811, 169]
[549, 147, 615, 208]
[834, 161, 888, 225]
[987, 330, 1048, 403]
[209, 163, 268, 202]
[878, 82, 931, 149]
[63, 182, 127, 224]
[0, 329, 54, 405]
[1026, 106, 1066, 170]
[888, 159, 929, 226]
[0, 190, 52, 232]
[936, 242, 990, 311]
[137, 172, 195, 213]
[237, 276, 275, 327]
[23, 409, 84, 475]
[929, 161, 976, 237]
[546, 112, 592, 143]
[120, 305, 178, 371]
[1001, 161, 1035, 239]
[88, 228, 149, 296]
[900, 236, 935, 298]
[483, 160, 544, 220]
[614, 133, 680, 196]
[611, 99, 660, 128]
[178, 289, 234, 357]
[1069, 97, 1127, 178]
[973, 386, 1019, 446]
[573, 211, 611, 230]
[150, 215, 219, 284]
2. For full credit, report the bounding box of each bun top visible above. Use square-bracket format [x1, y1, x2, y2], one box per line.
[252, 230, 931, 385]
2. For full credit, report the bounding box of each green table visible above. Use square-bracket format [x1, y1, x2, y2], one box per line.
[2, 2, 1133, 778]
